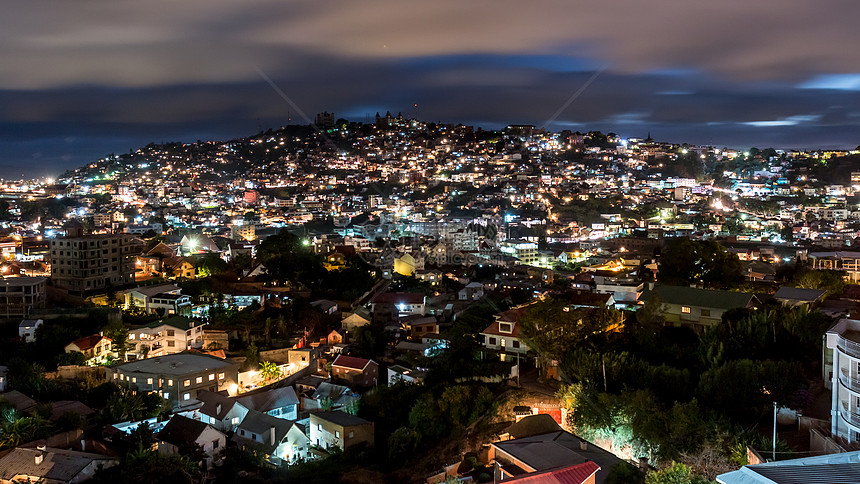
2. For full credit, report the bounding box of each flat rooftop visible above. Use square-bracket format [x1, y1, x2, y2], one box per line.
[115, 353, 237, 375]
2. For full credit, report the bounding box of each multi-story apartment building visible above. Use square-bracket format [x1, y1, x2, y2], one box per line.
[825, 318, 860, 443]
[0, 276, 46, 319]
[49, 233, 135, 295]
[128, 316, 207, 359]
[809, 251, 860, 283]
[111, 353, 240, 409]
[125, 284, 192, 316]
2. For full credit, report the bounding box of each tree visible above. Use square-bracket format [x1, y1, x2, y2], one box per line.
[632, 294, 667, 344]
[103, 319, 129, 360]
[351, 324, 389, 359]
[244, 342, 260, 369]
[519, 298, 620, 360]
[259, 361, 281, 381]
[645, 462, 715, 484]
[408, 395, 446, 441]
[438, 386, 472, 427]
[793, 269, 845, 297]
[697, 359, 804, 421]
[56, 351, 88, 367]
[658, 239, 743, 289]
[387, 426, 420, 462]
[255, 230, 324, 286]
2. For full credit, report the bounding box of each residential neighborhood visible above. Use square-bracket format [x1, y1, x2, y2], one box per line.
[3, 119, 860, 482]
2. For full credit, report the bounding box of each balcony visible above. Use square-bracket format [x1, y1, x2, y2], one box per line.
[839, 370, 860, 394]
[837, 336, 860, 360]
[840, 402, 860, 429]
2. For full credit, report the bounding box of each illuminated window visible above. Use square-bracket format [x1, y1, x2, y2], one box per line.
[681, 306, 691, 314]
[209, 374, 215, 381]
[218, 373, 225, 380]
[196, 376, 203, 384]
[147, 378, 153, 385]
[184, 379, 190, 387]
[168, 379, 174, 386]
[183, 393, 190, 401]
[132, 377, 137, 383]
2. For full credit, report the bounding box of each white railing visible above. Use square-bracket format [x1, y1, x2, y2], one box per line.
[837, 336, 860, 360]
[839, 372, 860, 394]
[840, 405, 860, 429]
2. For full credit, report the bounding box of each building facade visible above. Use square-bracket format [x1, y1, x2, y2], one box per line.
[309, 411, 374, 452]
[0, 277, 46, 320]
[825, 318, 860, 443]
[128, 316, 207, 359]
[111, 353, 240, 408]
[49, 233, 135, 295]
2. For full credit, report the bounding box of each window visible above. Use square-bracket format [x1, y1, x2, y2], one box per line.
[232, 417, 240, 425]
[218, 373, 225, 380]
[168, 379, 174, 386]
[512, 340, 520, 349]
[488, 337, 497, 345]
[196, 376, 203, 384]
[167, 330, 175, 336]
[318, 424, 322, 431]
[240, 429, 245, 436]
[500, 339, 506, 347]
[147, 378, 153, 385]
[183, 393, 190, 401]
[209, 374, 215, 381]
[499, 322, 513, 333]
[349, 431, 354, 438]
[212, 440, 219, 449]
[681, 306, 691, 314]
[132, 377, 137, 383]
[167, 341, 175, 347]
[335, 431, 340, 438]
[164, 393, 170, 400]
[184, 379, 191, 387]
[701, 309, 711, 317]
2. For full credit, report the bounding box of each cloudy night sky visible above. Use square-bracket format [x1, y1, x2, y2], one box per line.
[3, 0, 860, 179]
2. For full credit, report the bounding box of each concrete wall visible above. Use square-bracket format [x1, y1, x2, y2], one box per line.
[810, 427, 849, 455]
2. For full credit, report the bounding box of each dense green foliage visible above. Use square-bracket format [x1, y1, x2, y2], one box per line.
[658, 239, 744, 289]
[558, 299, 826, 467]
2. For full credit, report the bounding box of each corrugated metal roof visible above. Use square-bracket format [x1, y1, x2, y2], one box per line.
[717, 450, 860, 484]
[505, 461, 601, 484]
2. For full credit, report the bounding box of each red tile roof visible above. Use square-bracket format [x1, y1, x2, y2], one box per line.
[505, 462, 601, 484]
[70, 334, 110, 351]
[481, 320, 521, 338]
[332, 355, 375, 371]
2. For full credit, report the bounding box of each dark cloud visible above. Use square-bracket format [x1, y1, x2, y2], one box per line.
[2, 0, 860, 177]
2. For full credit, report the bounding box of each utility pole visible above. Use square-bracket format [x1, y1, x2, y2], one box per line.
[602, 355, 607, 392]
[772, 401, 777, 461]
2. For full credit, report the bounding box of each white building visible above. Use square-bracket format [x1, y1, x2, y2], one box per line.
[18, 319, 43, 343]
[125, 284, 192, 316]
[128, 316, 207, 359]
[825, 318, 860, 442]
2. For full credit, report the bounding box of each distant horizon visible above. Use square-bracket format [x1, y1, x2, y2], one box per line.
[6, 1, 860, 181]
[3, 115, 858, 182]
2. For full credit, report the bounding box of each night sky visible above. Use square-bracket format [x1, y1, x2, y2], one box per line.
[3, 0, 860, 179]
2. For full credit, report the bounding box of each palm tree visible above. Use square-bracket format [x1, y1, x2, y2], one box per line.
[259, 361, 281, 381]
